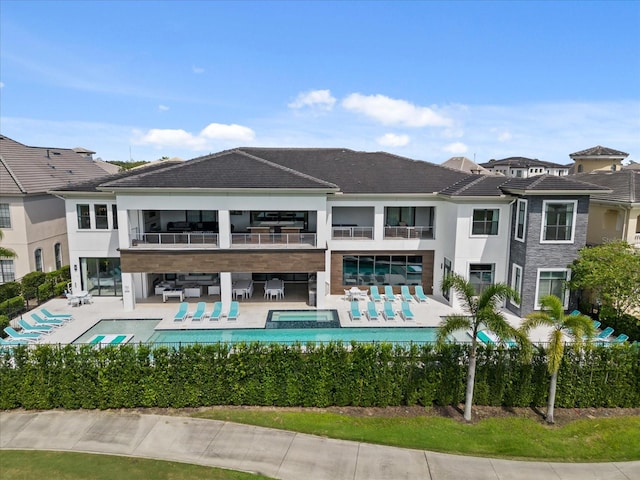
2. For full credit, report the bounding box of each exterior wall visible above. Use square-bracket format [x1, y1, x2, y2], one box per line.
[507, 195, 590, 316]
[573, 159, 623, 173]
[585, 203, 640, 247]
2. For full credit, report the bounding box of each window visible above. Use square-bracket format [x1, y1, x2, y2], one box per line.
[577, 164, 583, 173]
[385, 207, 415, 226]
[77, 204, 91, 229]
[0, 204, 10, 228]
[469, 264, 494, 295]
[54, 243, 63, 270]
[515, 199, 527, 241]
[0, 260, 15, 282]
[541, 200, 577, 243]
[536, 269, 569, 309]
[472, 209, 499, 235]
[511, 264, 522, 307]
[342, 255, 423, 286]
[34, 248, 43, 272]
[112, 205, 118, 230]
[95, 204, 108, 229]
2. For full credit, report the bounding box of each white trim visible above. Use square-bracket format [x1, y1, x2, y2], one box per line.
[470, 208, 499, 237]
[515, 199, 527, 242]
[534, 268, 571, 309]
[540, 199, 577, 244]
[510, 263, 522, 307]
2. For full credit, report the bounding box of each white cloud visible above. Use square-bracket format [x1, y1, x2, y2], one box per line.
[0, 82, 4, 88]
[377, 133, 410, 147]
[342, 93, 453, 127]
[136, 122, 255, 151]
[288, 89, 336, 111]
[442, 142, 468, 154]
[158, 104, 170, 112]
[192, 66, 205, 74]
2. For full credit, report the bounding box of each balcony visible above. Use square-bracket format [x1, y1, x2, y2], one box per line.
[231, 232, 317, 248]
[332, 226, 374, 240]
[635, 233, 640, 248]
[131, 232, 218, 248]
[384, 226, 434, 240]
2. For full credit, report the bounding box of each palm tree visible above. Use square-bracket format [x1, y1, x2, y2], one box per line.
[519, 295, 595, 424]
[437, 273, 522, 422]
[0, 229, 17, 259]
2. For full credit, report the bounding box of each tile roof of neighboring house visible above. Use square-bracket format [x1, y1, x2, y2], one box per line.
[0, 135, 111, 195]
[571, 170, 639, 203]
[56, 147, 611, 198]
[94, 161, 121, 175]
[623, 161, 640, 171]
[569, 146, 629, 158]
[441, 156, 496, 175]
[480, 157, 567, 169]
[499, 175, 611, 194]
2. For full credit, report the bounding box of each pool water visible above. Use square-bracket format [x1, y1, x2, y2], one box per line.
[148, 327, 439, 345]
[73, 319, 162, 344]
[266, 310, 340, 329]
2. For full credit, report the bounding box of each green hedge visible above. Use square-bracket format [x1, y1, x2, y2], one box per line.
[1, 342, 638, 410]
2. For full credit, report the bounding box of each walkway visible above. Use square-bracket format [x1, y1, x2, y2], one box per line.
[1, 410, 638, 479]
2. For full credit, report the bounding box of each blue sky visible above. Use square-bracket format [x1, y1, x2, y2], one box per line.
[1, 1, 639, 165]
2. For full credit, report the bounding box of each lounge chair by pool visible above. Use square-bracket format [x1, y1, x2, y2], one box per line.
[4, 327, 41, 342]
[384, 286, 398, 302]
[88, 334, 134, 346]
[400, 286, 413, 302]
[382, 301, 396, 320]
[30, 313, 64, 326]
[414, 286, 428, 303]
[596, 326, 614, 340]
[40, 309, 72, 320]
[349, 301, 362, 321]
[208, 302, 223, 321]
[366, 302, 379, 321]
[190, 302, 207, 322]
[227, 301, 240, 321]
[399, 301, 414, 320]
[611, 334, 629, 344]
[0, 337, 28, 347]
[369, 286, 383, 302]
[174, 302, 189, 322]
[18, 318, 53, 333]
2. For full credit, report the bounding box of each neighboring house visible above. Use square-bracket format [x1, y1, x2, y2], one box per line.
[0, 135, 110, 282]
[480, 157, 570, 178]
[569, 145, 628, 174]
[51, 147, 608, 316]
[571, 170, 640, 248]
[441, 156, 496, 175]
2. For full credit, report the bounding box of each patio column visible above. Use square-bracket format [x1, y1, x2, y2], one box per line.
[220, 272, 233, 305]
[315, 271, 326, 308]
[218, 210, 231, 248]
[122, 272, 136, 311]
[374, 204, 385, 241]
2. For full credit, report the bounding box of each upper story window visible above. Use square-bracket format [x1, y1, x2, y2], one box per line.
[112, 205, 119, 229]
[95, 204, 108, 229]
[77, 204, 91, 229]
[515, 199, 527, 242]
[0, 204, 10, 228]
[471, 209, 499, 235]
[0, 260, 15, 282]
[541, 200, 577, 243]
[469, 263, 494, 295]
[54, 243, 63, 270]
[34, 248, 43, 272]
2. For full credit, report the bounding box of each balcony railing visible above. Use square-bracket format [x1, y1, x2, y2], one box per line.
[384, 226, 434, 239]
[332, 226, 374, 240]
[231, 233, 317, 248]
[635, 233, 640, 247]
[131, 232, 219, 248]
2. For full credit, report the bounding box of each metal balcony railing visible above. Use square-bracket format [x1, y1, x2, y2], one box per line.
[331, 226, 374, 240]
[384, 226, 434, 239]
[231, 233, 317, 248]
[131, 232, 219, 248]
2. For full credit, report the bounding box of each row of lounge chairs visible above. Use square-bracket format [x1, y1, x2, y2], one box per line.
[173, 301, 239, 322]
[571, 310, 630, 344]
[349, 300, 415, 321]
[2, 309, 73, 345]
[367, 285, 429, 303]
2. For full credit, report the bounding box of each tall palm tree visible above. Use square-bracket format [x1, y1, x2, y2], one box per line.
[0, 230, 17, 259]
[437, 273, 522, 422]
[519, 294, 595, 424]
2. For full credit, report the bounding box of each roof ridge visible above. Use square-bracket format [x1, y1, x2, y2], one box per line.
[0, 155, 27, 194]
[446, 174, 488, 195]
[237, 149, 340, 189]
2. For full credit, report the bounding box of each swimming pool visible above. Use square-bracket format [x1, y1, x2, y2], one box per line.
[73, 319, 162, 344]
[148, 327, 441, 345]
[266, 310, 340, 329]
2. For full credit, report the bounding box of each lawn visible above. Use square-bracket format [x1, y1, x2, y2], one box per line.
[192, 409, 640, 462]
[0, 450, 274, 480]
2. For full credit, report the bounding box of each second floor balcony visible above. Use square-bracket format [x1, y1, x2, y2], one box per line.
[384, 226, 434, 240]
[131, 232, 219, 248]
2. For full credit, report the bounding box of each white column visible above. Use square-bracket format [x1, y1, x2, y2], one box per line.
[315, 208, 327, 248]
[121, 272, 136, 311]
[218, 210, 231, 248]
[316, 271, 326, 308]
[220, 272, 233, 305]
[374, 205, 385, 240]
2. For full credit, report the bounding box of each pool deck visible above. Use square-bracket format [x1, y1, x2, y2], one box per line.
[13, 293, 552, 345]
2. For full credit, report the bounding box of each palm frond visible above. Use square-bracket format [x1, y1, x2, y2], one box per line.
[436, 314, 472, 346]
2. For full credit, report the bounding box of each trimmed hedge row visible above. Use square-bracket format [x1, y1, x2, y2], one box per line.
[1, 342, 638, 410]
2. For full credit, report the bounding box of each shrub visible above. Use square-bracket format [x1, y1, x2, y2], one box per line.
[599, 306, 640, 342]
[0, 282, 21, 303]
[0, 315, 9, 337]
[0, 296, 25, 323]
[21, 272, 46, 301]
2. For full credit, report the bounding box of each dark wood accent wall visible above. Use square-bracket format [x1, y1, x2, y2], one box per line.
[120, 249, 326, 273]
[330, 250, 434, 295]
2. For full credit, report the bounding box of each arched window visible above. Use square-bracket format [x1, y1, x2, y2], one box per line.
[54, 243, 63, 270]
[577, 164, 583, 173]
[35, 248, 43, 272]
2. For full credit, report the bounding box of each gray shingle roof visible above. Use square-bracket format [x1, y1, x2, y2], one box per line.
[439, 175, 510, 197]
[499, 175, 611, 194]
[0, 135, 111, 194]
[569, 146, 629, 158]
[480, 157, 566, 169]
[571, 171, 639, 203]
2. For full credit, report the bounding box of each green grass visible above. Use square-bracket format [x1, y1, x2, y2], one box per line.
[0, 450, 274, 480]
[192, 409, 640, 462]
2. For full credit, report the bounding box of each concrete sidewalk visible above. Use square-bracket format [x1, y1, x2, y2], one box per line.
[0, 411, 638, 479]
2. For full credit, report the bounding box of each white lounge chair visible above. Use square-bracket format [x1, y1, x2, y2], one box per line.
[227, 301, 240, 321]
[414, 286, 429, 303]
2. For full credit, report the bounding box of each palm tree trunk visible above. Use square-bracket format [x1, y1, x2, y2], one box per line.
[547, 371, 558, 424]
[464, 348, 477, 422]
